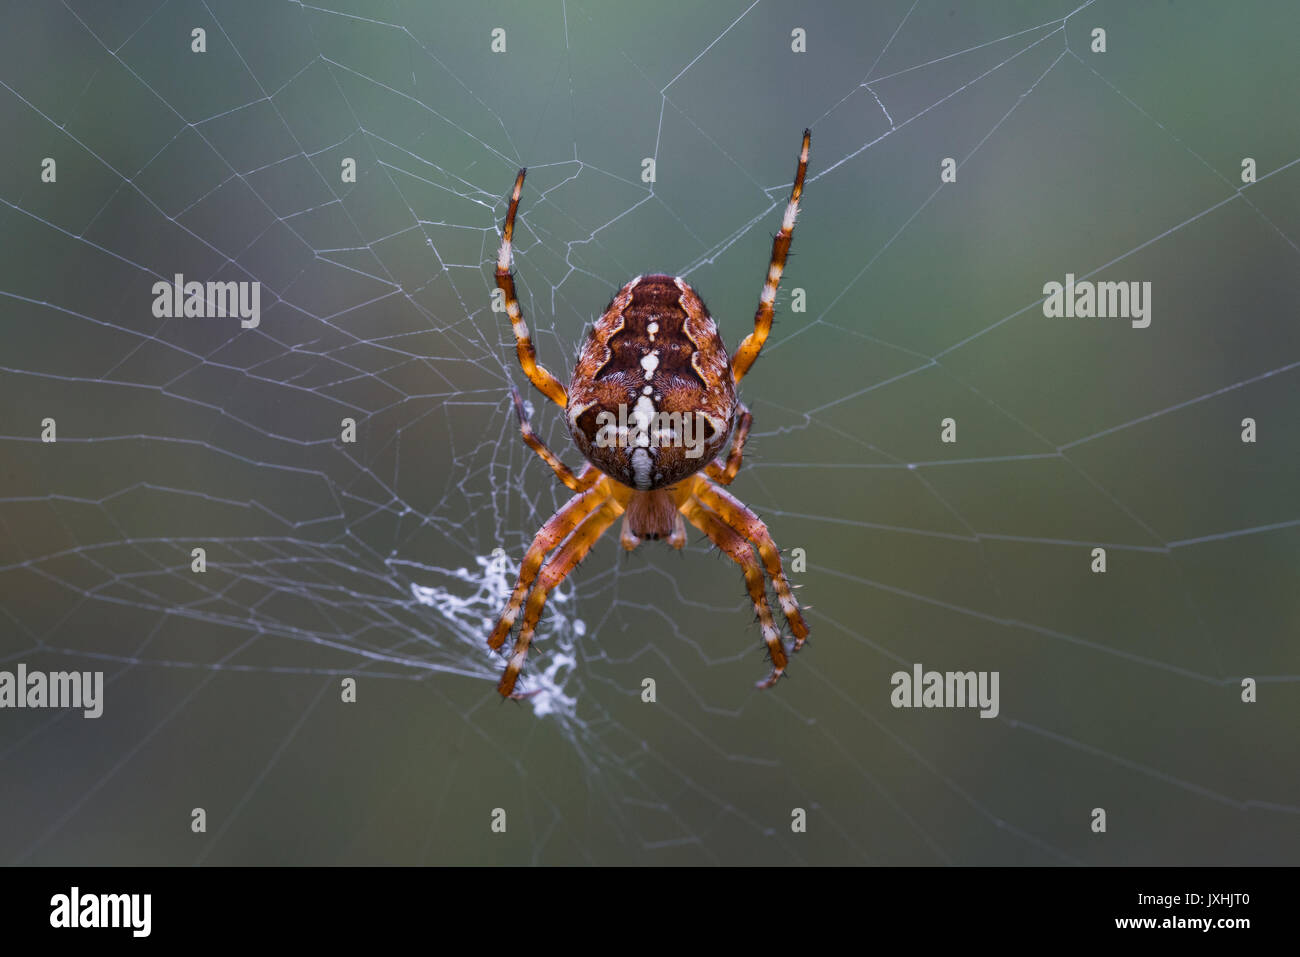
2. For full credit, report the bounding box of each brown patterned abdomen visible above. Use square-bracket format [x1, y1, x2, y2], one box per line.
[567, 275, 736, 490]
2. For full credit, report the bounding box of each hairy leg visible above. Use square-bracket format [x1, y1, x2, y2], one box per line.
[488, 480, 609, 653]
[496, 169, 569, 408]
[731, 129, 810, 385]
[497, 497, 622, 697]
[692, 477, 809, 649]
[680, 495, 789, 688]
[511, 388, 599, 492]
[705, 403, 752, 486]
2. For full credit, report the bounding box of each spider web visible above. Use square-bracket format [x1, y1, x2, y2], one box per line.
[1, 0, 1298, 865]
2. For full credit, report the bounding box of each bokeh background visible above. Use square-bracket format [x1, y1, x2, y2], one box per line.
[1, 0, 1297, 865]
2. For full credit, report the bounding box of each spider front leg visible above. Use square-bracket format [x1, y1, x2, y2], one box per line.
[496, 168, 569, 409]
[731, 129, 809, 386]
[488, 480, 609, 653]
[692, 476, 809, 649]
[511, 388, 601, 492]
[498, 497, 623, 698]
[680, 495, 789, 688]
[705, 403, 752, 486]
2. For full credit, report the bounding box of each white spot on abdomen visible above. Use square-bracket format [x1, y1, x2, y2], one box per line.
[631, 448, 652, 489]
[640, 350, 660, 379]
[631, 394, 655, 447]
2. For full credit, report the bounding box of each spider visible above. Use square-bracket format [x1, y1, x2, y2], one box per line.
[487, 129, 812, 698]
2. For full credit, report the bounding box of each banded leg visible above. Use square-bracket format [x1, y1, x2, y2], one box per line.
[498, 497, 622, 697]
[668, 512, 687, 548]
[496, 169, 568, 408]
[511, 388, 600, 492]
[732, 129, 810, 386]
[487, 480, 609, 652]
[705, 402, 752, 486]
[681, 496, 788, 688]
[693, 477, 809, 649]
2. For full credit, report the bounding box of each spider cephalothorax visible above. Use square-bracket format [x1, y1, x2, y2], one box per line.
[488, 130, 812, 698]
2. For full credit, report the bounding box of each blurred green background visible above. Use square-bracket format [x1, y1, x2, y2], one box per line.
[1, 0, 1297, 865]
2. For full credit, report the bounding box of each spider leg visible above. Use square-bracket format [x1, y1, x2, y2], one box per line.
[731, 129, 810, 386]
[498, 496, 623, 698]
[680, 494, 788, 688]
[668, 511, 687, 549]
[705, 402, 752, 486]
[692, 476, 809, 649]
[487, 479, 609, 653]
[496, 168, 569, 409]
[511, 387, 600, 492]
[620, 515, 641, 551]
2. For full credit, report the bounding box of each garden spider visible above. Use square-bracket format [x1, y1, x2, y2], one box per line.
[488, 130, 812, 698]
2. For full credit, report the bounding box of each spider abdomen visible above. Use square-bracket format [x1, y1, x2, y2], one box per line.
[567, 274, 736, 491]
